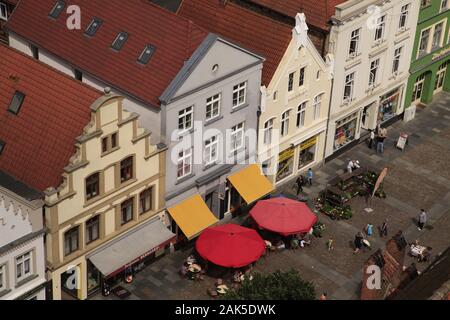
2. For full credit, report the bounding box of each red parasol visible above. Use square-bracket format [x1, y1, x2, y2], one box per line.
[250, 197, 318, 236]
[195, 224, 266, 268]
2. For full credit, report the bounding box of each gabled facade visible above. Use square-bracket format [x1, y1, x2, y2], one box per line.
[324, 0, 420, 158]
[0, 172, 46, 300]
[404, 0, 450, 114]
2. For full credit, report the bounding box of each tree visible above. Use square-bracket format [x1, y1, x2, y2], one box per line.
[224, 269, 316, 300]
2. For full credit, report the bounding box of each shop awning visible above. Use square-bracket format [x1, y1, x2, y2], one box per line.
[227, 164, 275, 204]
[88, 218, 175, 277]
[167, 194, 218, 240]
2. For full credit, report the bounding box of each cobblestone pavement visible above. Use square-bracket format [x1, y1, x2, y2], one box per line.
[93, 92, 450, 300]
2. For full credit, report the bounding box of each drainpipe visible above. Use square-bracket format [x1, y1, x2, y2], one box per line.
[322, 77, 334, 165]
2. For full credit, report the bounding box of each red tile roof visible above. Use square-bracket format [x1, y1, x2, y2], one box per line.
[0, 45, 102, 192]
[5, 0, 208, 108]
[247, 0, 348, 31]
[178, 0, 292, 86]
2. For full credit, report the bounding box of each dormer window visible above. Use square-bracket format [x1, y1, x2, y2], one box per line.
[112, 32, 128, 51]
[49, 1, 65, 19]
[85, 18, 102, 37]
[8, 91, 25, 115]
[138, 45, 155, 65]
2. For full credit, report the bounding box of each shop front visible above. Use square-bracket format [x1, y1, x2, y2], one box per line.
[378, 88, 402, 123]
[276, 147, 295, 182]
[334, 111, 359, 151]
[298, 136, 317, 170]
[87, 217, 176, 297]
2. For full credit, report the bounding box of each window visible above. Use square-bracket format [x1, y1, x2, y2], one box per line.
[412, 74, 426, 102]
[111, 133, 118, 149]
[49, 0, 65, 19]
[421, 0, 430, 8]
[0, 264, 6, 290]
[441, 0, 448, 11]
[281, 111, 290, 137]
[230, 122, 245, 152]
[204, 136, 219, 165]
[85, 18, 102, 37]
[349, 28, 360, 57]
[178, 106, 193, 132]
[263, 119, 274, 145]
[343, 72, 355, 103]
[30, 45, 39, 60]
[232, 82, 247, 108]
[299, 67, 306, 86]
[288, 72, 295, 92]
[435, 62, 448, 90]
[16, 252, 32, 281]
[0, 2, 7, 21]
[138, 45, 155, 65]
[432, 22, 444, 51]
[297, 102, 306, 128]
[86, 173, 100, 200]
[177, 148, 192, 178]
[139, 188, 153, 214]
[121, 199, 134, 225]
[0, 140, 4, 155]
[74, 69, 83, 81]
[399, 4, 410, 30]
[313, 94, 322, 120]
[64, 226, 79, 256]
[273, 91, 278, 101]
[374, 15, 386, 42]
[112, 32, 128, 51]
[8, 91, 25, 115]
[369, 58, 380, 87]
[419, 28, 431, 57]
[206, 93, 221, 120]
[86, 216, 100, 244]
[101, 133, 118, 154]
[120, 157, 133, 183]
[392, 47, 403, 74]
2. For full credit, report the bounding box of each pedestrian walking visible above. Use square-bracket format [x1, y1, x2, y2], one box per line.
[368, 129, 375, 149]
[366, 223, 373, 237]
[376, 134, 386, 154]
[380, 219, 388, 237]
[418, 209, 427, 231]
[296, 175, 304, 195]
[327, 238, 334, 251]
[307, 168, 313, 186]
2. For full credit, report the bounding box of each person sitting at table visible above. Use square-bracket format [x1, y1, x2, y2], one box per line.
[275, 239, 286, 250]
[233, 270, 243, 283]
[186, 254, 196, 265]
[300, 234, 312, 247]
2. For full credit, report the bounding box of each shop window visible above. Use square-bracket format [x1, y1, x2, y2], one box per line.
[298, 137, 317, 169]
[139, 187, 153, 214]
[86, 173, 100, 200]
[276, 147, 294, 182]
[120, 156, 133, 183]
[378, 89, 400, 123]
[64, 226, 79, 256]
[121, 198, 134, 225]
[86, 216, 100, 244]
[334, 113, 358, 151]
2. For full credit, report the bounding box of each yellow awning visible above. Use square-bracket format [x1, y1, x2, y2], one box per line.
[228, 164, 275, 204]
[167, 194, 218, 240]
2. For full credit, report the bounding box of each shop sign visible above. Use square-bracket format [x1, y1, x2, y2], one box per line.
[300, 137, 317, 151]
[278, 147, 294, 162]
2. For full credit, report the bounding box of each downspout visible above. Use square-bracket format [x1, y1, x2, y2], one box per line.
[322, 77, 334, 164]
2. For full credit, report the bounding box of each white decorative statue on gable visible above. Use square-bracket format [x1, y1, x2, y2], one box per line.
[0, 196, 33, 247]
[293, 13, 309, 47]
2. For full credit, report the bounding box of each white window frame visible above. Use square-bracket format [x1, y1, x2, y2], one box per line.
[299, 67, 306, 86]
[392, 46, 403, 74]
[288, 72, 295, 92]
[204, 136, 219, 166]
[297, 102, 307, 128]
[398, 4, 410, 31]
[230, 122, 245, 153]
[374, 15, 386, 42]
[432, 22, 444, 51]
[0, 264, 6, 290]
[412, 74, 426, 102]
[348, 28, 361, 57]
[435, 62, 448, 91]
[232, 82, 247, 108]
[177, 148, 193, 179]
[0, 2, 7, 21]
[418, 27, 431, 58]
[280, 110, 290, 137]
[343, 72, 355, 103]
[312, 94, 323, 120]
[16, 251, 33, 282]
[441, 0, 449, 12]
[263, 118, 274, 145]
[206, 93, 221, 121]
[369, 58, 380, 87]
[178, 106, 193, 133]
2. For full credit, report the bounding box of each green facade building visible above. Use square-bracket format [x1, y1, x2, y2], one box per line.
[405, 0, 450, 109]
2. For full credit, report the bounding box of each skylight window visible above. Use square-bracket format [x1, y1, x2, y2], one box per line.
[85, 18, 102, 37]
[138, 45, 156, 65]
[8, 91, 25, 115]
[0, 140, 5, 155]
[111, 32, 128, 51]
[49, 0, 66, 19]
